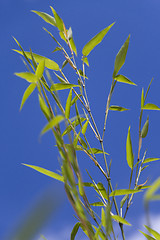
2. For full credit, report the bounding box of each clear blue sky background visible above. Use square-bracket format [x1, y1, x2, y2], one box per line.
[1, 0, 160, 239]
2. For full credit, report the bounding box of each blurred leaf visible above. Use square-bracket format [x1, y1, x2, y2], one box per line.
[141, 88, 144, 108]
[96, 182, 109, 200]
[69, 36, 77, 56]
[22, 164, 64, 182]
[110, 189, 141, 197]
[62, 118, 86, 136]
[142, 103, 160, 111]
[36, 60, 45, 79]
[32, 10, 56, 26]
[145, 177, 160, 202]
[50, 83, 78, 91]
[113, 35, 130, 78]
[106, 204, 112, 235]
[38, 94, 51, 120]
[20, 83, 36, 110]
[143, 158, 160, 164]
[50, 7, 64, 32]
[111, 215, 131, 226]
[101, 208, 106, 227]
[73, 130, 81, 147]
[78, 176, 84, 197]
[109, 105, 129, 111]
[114, 75, 136, 85]
[13, 50, 59, 71]
[90, 202, 104, 207]
[15, 72, 38, 83]
[139, 230, 156, 240]
[39, 235, 47, 240]
[126, 126, 134, 169]
[141, 116, 149, 138]
[82, 23, 115, 56]
[65, 89, 72, 119]
[71, 222, 81, 240]
[87, 148, 109, 155]
[144, 225, 160, 239]
[93, 224, 106, 240]
[82, 120, 89, 135]
[41, 115, 64, 135]
[120, 195, 128, 208]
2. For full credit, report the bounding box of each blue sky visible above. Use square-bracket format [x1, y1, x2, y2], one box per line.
[1, 0, 160, 239]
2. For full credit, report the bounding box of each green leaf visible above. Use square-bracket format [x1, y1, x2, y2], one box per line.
[120, 195, 128, 208]
[82, 120, 89, 135]
[32, 10, 57, 26]
[145, 177, 160, 202]
[41, 115, 64, 135]
[96, 182, 109, 200]
[141, 88, 144, 108]
[71, 94, 82, 106]
[65, 89, 72, 119]
[22, 164, 64, 182]
[144, 225, 160, 239]
[109, 105, 129, 111]
[78, 176, 84, 197]
[20, 83, 36, 110]
[71, 222, 81, 240]
[15, 72, 38, 83]
[82, 56, 89, 66]
[13, 50, 59, 71]
[101, 208, 106, 227]
[141, 116, 149, 138]
[111, 215, 131, 226]
[114, 75, 136, 85]
[139, 230, 156, 240]
[142, 103, 160, 111]
[36, 60, 45, 79]
[90, 202, 104, 207]
[143, 158, 160, 164]
[113, 35, 130, 78]
[73, 130, 81, 147]
[50, 7, 64, 32]
[62, 118, 86, 136]
[82, 22, 115, 56]
[54, 72, 67, 83]
[50, 83, 78, 91]
[69, 36, 77, 56]
[126, 126, 134, 169]
[87, 148, 109, 155]
[110, 189, 141, 197]
[38, 94, 51, 120]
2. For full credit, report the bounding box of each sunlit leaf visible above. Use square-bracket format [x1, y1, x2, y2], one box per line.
[120, 195, 128, 208]
[139, 230, 156, 240]
[113, 35, 130, 78]
[145, 177, 160, 202]
[90, 202, 104, 207]
[71, 94, 82, 106]
[82, 56, 89, 66]
[50, 7, 64, 32]
[50, 83, 78, 91]
[62, 118, 86, 136]
[126, 126, 134, 169]
[101, 208, 106, 227]
[20, 83, 36, 110]
[15, 72, 38, 83]
[13, 50, 59, 71]
[78, 176, 84, 197]
[71, 222, 81, 240]
[141, 88, 144, 108]
[69, 36, 77, 56]
[41, 115, 64, 135]
[114, 75, 136, 85]
[143, 158, 160, 164]
[32, 10, 57, 26]
[87, 148, 109, 155]
[22, 164, 64, 182]
[38, 94, 51, 120]
[111, 215, 131, 226]
[142, 103, 160, 111]
[109, 105, 129, 111]
[54, 72, 67, 83]
[65, 89, 72, 119]
[36, 60, 45, 79]
[96, 182, 109, 200]
[82, 120, 89, 135]
[110, 189, 141, 197]
[82, 23, 115, 56]
[141, 116, 149, 138]
[144, 225, 160, 239]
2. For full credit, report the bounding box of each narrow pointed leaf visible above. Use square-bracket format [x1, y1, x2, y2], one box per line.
[111, 215, 131, 226]
[101, 208, 106, 227]
[120, 195, 128, 208]
[13, 50, 59, 71]
[69, 36, 77, 56]
[41, 115, 64, 135]
[97, 183, 109, 200]
[32, 10, 57, 26]
[90, 202, 104, 207]
[54, 72, 67, 83]
[109, 105, 129, 111]
[38, 94, 51, 120]
[144, 225, 160, 239]
[87, 148, 109, 155]
[141, 116, 149, 138]
[71, 94, 82, 106]
[65, 89, 72, 119]
[71, 222, 81, 240]
[15, 72, 38, 83]
[20, 83, 36, 110]
[145, 177, 160, 202]
[22, 164, 64, 182]
[82, 120, 89, 135]
[141, 88, 144, 108]
[50, 7, 64, 32]
[82, 23, 115, 56]
[143, 158, 160, 164]
[78, 176, 84, 197]
[50, 83, 78, 91]
[114, 75, 136, 85]
[139, 230, 156, 240]
[62, 118, 86, 136]
[36, 60, 45, 79]
[113, 35, 130, 78]
[82, 56, 89, 66]
[73, 130, 81, 147]
[126, 126, 134, 169]
[142, 103, 160, 111]
[110, 189, 141, 197]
